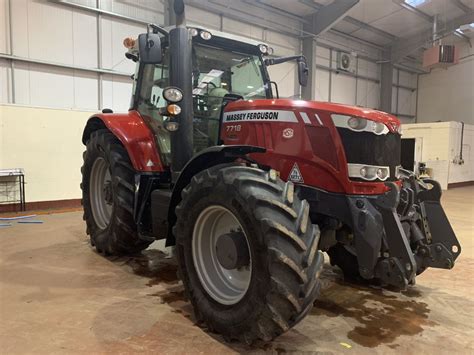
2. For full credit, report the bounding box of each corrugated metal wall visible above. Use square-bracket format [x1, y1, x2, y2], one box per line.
[0, 0, 417, 116]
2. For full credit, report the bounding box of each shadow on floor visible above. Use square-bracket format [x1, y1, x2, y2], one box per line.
[114, 250, 437, 351]
[122, 249, 180, 287]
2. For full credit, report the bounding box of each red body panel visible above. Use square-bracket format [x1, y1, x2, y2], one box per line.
[89, 111, 164, 172]
[222, 99, 401, 195]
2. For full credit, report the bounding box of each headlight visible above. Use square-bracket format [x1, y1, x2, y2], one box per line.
[348, 163, 390, 181]
[200, 31, 212, 40]
[332, 114, 389, 135]
[189, 28, 199, 37]
[348, 117, 367, 130]
[373, 122, 386, 134]
[259, 44, 268, 54]
[163, 87, 183, 103]
[376, 167, 388, 180]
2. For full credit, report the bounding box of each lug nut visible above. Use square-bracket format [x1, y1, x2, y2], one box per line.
[356, 200, 365, 209]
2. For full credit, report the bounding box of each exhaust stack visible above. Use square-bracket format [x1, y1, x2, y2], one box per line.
[169, 0, 193, 177]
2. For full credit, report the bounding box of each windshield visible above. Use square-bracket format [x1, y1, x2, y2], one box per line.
[192, 44, 268, 100]
[191, 43, 268, 151]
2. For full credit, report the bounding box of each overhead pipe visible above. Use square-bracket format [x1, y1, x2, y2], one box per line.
[432, 14, 439, 46]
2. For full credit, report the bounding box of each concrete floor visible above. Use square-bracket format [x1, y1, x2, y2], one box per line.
[0, 187, 473, 354]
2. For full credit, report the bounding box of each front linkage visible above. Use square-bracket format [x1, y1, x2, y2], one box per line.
[352, 171, 461, 288]
[305, 171, 461, 289]
[397, 171, 461, 274]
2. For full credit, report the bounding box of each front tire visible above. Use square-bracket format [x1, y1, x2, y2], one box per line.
[175, 164, 324, 343]
[81, 129, 153, 255]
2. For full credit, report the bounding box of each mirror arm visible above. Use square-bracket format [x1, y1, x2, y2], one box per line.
[148, 24, 169, 37]
[264, 55, 306, 66]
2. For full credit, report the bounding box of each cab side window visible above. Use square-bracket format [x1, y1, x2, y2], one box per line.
[137, 49, 171, 164]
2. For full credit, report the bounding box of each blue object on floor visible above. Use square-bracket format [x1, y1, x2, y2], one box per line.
[0, 223, 12, 227]
[0, 214, 37, 221]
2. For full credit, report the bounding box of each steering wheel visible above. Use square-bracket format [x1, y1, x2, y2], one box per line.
[206, 82, 217, 90]
[154, 78, 168, 87]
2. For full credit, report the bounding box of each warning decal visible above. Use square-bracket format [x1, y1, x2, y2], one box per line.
[288, 163, 304, 183]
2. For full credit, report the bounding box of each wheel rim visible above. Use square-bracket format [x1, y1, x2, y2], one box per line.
[90, 157, 113, 229]
[192, 205, 252, 305]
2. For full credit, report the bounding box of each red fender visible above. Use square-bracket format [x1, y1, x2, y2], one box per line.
[82, 110, 164, 172]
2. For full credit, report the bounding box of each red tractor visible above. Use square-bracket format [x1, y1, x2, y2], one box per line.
[81, 0, 460, 342]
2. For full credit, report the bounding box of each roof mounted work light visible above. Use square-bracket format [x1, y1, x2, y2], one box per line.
[200, 31, 212, 40]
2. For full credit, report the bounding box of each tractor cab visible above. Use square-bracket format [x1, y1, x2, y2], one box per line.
[127, 27, 272, 166]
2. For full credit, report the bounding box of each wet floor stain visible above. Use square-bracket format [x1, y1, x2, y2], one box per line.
[171, 308, 192, 319]
[312, 272, 437, 348]
[401, 287, 423, 298]
[124, 249, 179, 286]
[148, 285, 193, 318]
[154, 288, 186, 304]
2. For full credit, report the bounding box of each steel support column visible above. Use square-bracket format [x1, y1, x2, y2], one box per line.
[8, 0, 15, 104]
[380, 48, 393, 113]
[301, 14, 317, 100]
[97, 0, 103, 110]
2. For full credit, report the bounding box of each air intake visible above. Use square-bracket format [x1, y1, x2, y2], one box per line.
[423, 45, 459, 69]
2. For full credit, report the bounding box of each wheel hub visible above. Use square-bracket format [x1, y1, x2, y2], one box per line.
[216, 230, 250, 270]
[103, 181, 113, 205]
[192, 205, 252, 305]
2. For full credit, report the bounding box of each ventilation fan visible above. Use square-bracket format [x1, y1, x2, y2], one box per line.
[337, 52, 355, 73]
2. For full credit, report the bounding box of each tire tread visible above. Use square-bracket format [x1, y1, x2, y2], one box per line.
[81, 129, 152, 255]
[174, 163, 323, 343]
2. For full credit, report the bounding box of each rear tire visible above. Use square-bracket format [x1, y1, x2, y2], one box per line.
[81, 129, 153, 255]
[175, 163, 324, 343]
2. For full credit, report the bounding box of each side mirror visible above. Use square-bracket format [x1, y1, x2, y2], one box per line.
[298, 60, 309, 87]
[138, 32, 162, 64]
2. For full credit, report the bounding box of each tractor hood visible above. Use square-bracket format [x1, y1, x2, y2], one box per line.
[224, 99, 401, 133]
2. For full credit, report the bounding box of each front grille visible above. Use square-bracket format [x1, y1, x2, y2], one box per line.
[336, 128, 401, 180]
